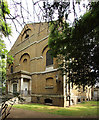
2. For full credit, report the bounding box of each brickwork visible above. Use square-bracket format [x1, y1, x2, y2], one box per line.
[6, 22, 92, 107]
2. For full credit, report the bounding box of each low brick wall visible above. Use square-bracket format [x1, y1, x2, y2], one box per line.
[31, 94, 64, 107]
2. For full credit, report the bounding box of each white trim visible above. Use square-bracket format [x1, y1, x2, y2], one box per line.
[45, 86, 54, 89]
[8, 69, 59, 76]
[13, 36, 49, 56]
[21, 74, 31, 79]
[9, 70, 31, 75]
[30, 56, 43, 61]
[21, 78, 23, 91]
[46, 66, 53, 71]
[31, 94, 64, 98]
[31, 68, 58, 75]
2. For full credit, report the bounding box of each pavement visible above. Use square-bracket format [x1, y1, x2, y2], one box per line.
[0, 97, 98, 119]
[7, 107, 98, 119]
[7, 107, 67, 118]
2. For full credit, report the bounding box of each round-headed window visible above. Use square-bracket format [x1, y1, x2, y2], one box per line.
[46, 50, 53, 66]
[23, 58, 27, 63]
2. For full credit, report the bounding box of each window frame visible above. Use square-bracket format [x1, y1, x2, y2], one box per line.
[46, 50, 53, 67]
[11, 65, 13, 73]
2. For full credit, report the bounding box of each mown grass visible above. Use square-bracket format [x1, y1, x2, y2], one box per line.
[13, 101, 98, 117]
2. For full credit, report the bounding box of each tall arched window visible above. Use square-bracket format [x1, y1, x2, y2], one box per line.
[11, 65, 13, 73]
[21, 28, 31, 41]
[23, 58, 27, 63]
[20, 53, 30, 71]
[46, 50, 53, 67]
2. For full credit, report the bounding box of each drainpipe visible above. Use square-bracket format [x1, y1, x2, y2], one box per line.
[63, 71, 66, 107]
[63, 59, 67, 107]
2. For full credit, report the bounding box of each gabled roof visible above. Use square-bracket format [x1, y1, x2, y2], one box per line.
[9, 22, 49, 55]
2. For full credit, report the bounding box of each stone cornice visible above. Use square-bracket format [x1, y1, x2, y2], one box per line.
[30, 56, 43, 61]
[8, 70, 31, 76]
[31, 94, 64, 98]
[7, 69, 60, 79]
[31, 68, 59, 75]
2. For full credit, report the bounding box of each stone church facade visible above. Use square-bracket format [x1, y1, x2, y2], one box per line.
[6, 22, 92, 107]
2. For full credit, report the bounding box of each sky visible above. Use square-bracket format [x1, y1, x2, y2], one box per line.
[4, 0, 88, 51]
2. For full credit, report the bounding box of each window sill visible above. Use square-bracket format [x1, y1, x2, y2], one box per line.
[45, 86, 54, 89]
[46, 66, 53, 71]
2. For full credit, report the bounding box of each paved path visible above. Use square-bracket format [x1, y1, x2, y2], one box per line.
[7, 107, 98, 119]
[8, 107, 67, 118]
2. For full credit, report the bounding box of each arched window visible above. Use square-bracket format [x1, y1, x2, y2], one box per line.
[19, 53, 30, 71]
[11, 65, 13, 73]
[20, 53, 30, 61]
[44, 99, 52, 104]
[23, 58, 27, 63]
[46, 50, 53, 66]
[25, 34, 29, 39]
[46, 77, 53, 87]
[13, 84, 17, 94]
[78, 99, 81, 102]
[21, 28, 31, 41]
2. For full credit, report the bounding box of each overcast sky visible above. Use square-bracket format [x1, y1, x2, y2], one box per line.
[4, 0, 88, 51]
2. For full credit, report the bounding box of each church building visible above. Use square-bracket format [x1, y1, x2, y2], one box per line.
[6, 22, 92, 107]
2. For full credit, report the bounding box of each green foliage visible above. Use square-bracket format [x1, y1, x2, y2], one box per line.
[72, 2, 99, 41]
[2, 86, 6, 94]
[48, 2, 99, 87]
[7, 54, 14, 65]
[0, 59, 6, 82]
[48, 21, 72, 57]
[0, 0, 12, 90]
[0, 0, 11, 36]
[0, 39, 7, 85]
[0, 39, 13, 86]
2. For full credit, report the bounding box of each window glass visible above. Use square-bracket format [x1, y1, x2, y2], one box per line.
[46, 50, 53, 66]
[11, 66, 13, 73]
[23, 58, 27, 63]
[13, 84, 17, 94]
[25, 34, 29, 39]
[44, 99, 52, 104]
[46, 77, 53, 86]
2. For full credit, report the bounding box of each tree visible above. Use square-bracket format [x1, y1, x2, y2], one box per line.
[0, 0, 12, 87]
[0, 39, 7, 85]
[0, 0, 11, 36]
[48, 2, 99, 87]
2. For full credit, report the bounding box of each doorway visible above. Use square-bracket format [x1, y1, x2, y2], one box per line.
[13, 84, 17, 94]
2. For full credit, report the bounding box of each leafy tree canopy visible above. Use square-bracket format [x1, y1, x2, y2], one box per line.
[48, 2, 99, 87]
[0, 0, 13, 87]
[0, 0, 11, 36]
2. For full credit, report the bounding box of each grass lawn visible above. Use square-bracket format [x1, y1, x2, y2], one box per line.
[13, 101, 98, 117]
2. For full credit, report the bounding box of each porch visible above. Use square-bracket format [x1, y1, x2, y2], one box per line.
[7, 71, 32, 98]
